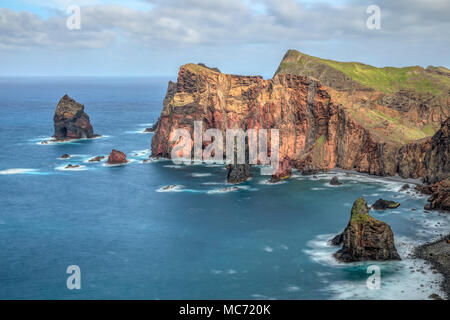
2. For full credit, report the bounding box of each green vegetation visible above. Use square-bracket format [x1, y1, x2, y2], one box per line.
[277, 50, 450, 94]
[350, 197, 370, 223]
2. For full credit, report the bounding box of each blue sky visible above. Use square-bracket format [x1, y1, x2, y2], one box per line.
[1, 0, 449, 77]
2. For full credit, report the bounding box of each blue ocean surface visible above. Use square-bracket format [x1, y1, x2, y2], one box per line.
[0, 77, 448, 299]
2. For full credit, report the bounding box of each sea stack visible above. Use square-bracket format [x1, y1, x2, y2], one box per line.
[227, 164, 252, 184]
[107, 149, 127, 165]
[331, 197, 401, 262]
[53, 95, 96, 140]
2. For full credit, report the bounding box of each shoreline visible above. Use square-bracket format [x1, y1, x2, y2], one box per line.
[415, 234, 450, 300]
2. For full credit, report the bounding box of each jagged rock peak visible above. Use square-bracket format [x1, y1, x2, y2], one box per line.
[331, 197, 401, 262]
[53, 94, 96, 140]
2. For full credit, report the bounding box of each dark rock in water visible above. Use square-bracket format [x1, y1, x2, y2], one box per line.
[301, 166, 319, 176]
[428, 293, 443, 300]
[372, 198, 401, 210]
[227, 164, 252, 184]
[60, 154, 70, 159]
[330, 176, 342, 185]
[88, 156, 105, 162]
[163, 185, 177, 191]
[329, 233, 344, 246]
[332, 197, 401, 262]
[53, 95, 99, 140]
[400, 184, 410, 191]
[270, 156, 291, 182]
[415, 184, 433, 195]
[226, 133, 253, 184]
[107, 149, 127, 165]
[53, 95, 98, 140]
[65, 164, 80, 169]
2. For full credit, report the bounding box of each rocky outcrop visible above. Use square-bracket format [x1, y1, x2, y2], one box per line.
[151, 55, 449, 182]
[227, 164, 252, 184]
[415, 234, 450, 298]
[372, 199, 400, 210]
[424, 179, 450, 212]
[330, 176, 342, 185]
[331, 197, 401, 262]
[88, 156, 105, 162]
[53, 95, 97, 140]
[107, 149, 127, 165]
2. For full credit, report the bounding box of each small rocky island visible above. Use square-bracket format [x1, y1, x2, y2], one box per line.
[331, 197, 401, 262]
[53, 94, 98, 140]
[107, 149, 127, 165]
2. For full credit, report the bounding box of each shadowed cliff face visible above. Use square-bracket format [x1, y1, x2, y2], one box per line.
[151, 62, 449, 182]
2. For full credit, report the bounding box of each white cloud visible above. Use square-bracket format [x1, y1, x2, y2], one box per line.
[0, 0, 449, 50]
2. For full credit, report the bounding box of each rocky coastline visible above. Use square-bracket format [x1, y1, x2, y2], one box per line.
[415, 234, 450, 299]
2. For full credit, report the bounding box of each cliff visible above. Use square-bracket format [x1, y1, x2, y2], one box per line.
[151, 54, 449, 182]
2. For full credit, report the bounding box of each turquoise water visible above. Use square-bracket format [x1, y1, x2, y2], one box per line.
[0, 78, 448, 299]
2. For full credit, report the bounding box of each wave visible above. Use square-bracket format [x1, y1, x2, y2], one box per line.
[55, 165, 87, 171]
[304, 231, 448, 299]
[191, 173, 212, 177]
[206, 185, 257, 194]
[0, 168, 39, 175]
[156, 185, 184, 192]
[35, 135, 109, 145]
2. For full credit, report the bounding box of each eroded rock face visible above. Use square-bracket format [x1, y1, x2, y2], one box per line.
[53, 95, 96, 140]
[151, 63, 448, 182]
[424, 179, 450, 212]
[331, 197, 401, 262]
[107, 149, 127, 165]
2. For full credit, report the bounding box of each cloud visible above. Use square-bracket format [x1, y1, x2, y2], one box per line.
[0, 0, 449, 51]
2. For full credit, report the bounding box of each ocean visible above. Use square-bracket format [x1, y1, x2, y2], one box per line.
[0, 77, 448, 299]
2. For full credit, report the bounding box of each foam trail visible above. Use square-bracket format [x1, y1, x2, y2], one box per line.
[0, 168, 39, 175]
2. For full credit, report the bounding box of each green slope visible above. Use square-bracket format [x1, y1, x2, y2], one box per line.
[275, 50, 450, 94]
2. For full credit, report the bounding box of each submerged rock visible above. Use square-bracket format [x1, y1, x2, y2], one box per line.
[65, 164, 80, 169]
[372, 199, 401, 210]
[331, 197, 401, 262]
[330, 176, 342, 185]
[400, 184, 410, 191]
[60, 154, 71, 159]
[53, 95, 97, 140]
[107, 149, 127, 165]
[163, 185, 178, 191]
[270, 156, 292, 182]
[88, 156, 105, 162]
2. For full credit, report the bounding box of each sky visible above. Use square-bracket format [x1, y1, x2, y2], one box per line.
[0, 0, 449, 77]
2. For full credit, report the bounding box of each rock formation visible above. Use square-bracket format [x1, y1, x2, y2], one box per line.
[372, 199, 401, 210]
[88, 156, 105, 162]
[330, 176, 342, 185]
[415, 234, 450, 298]
[424, 179, 450, 212]
[227, 164, 252, 184]
[53, 95, 97, 140]
[107, 149, 127, 165]
[151, 52, 449, 184]
[331, 197, 401, 262]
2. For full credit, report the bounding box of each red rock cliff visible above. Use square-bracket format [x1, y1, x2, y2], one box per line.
[151, 63, 448, 181]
